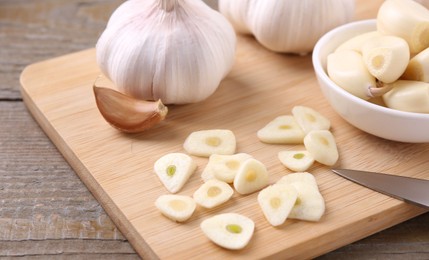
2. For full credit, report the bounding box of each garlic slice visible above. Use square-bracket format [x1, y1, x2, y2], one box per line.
[154, 153, 197, 193]
[278, 151, 315, 172]
[258, 183, 298, 226]
[155, 194, 196, 222]
[200, 213, 255, 250]
[303, 130, 339, 166]
[211, 153, 253, 183]
[277, 172, 319, 191]
[292, 106, 331, 134]
[93, 85, 167, 133]
[257, 115, 305, 144]
[288, 182, 325, 222]
[193, 179, 234, 209]
[233, 158, 269, 195]
[183, 129, 236, 157]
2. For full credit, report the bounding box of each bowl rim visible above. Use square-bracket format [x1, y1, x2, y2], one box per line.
[312, 19, 429, 120]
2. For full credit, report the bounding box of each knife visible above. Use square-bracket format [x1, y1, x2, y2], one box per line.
[332, 168, 429, 209]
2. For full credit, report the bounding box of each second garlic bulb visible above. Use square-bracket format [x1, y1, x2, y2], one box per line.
[96, 0, 236, 104]
[219, 0, 355, 54]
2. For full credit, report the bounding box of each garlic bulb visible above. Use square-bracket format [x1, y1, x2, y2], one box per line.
[219, 0, 355, 54]
[96, 0, 236, 104]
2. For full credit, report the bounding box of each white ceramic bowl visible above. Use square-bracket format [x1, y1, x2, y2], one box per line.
[312, 19, 429, 143]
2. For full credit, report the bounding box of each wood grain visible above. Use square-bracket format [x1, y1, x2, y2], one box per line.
[19, 21, 429, 259]
[3, 0, 429, 258]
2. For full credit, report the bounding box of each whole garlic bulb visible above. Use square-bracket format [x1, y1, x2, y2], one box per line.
[219, 0, 355, 54]
[96, 0, 236, 104]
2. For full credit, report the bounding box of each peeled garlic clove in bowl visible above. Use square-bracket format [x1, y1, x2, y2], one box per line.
[96, 0, 236, 104]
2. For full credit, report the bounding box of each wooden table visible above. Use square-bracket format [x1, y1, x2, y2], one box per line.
[1, 0, 429, 258]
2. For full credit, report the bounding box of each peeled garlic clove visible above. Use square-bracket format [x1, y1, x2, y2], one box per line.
[335, 31, 380, 53]
[402, 47, 429, 82]
[155, 194, 196, 222]
[200, 213, 255, 250]
[96, 0, 236, 104]
[183, 129, 236, 157]
[288, 182, 325, 222]
[277, 151, 315, 172]
[382, 80, 429, 113]
[154, 153, 197, 193]
[93, 85, 168, 133]
[257, 115, 305, 144]
[292, 105, 331, 134]
[233, 158, 269, 195]
[377, 0, 429, 54]
[193, 179, 234, 209]
[361, 35, 410, 83]
[257, 183, 298, 227]
[304, 130, 339, 167]
[327, 50, 378, 100]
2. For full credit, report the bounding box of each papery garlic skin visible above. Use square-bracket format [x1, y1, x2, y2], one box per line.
[96, 0, 236, 104]
[219, 0, 355, 54]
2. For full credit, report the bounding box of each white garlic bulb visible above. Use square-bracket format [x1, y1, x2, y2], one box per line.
[219, 0, 355, 54]
[96, 0, 236, 104]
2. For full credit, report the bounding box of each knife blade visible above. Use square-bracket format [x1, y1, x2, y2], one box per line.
[332, 168, 429, 209]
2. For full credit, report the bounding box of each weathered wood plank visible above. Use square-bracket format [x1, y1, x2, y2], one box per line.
[0, 102, 138, 258]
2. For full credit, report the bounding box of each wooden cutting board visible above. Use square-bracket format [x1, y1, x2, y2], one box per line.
[20, 33, 429, 259]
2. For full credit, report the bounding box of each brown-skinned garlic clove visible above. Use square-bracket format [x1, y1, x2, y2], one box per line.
[93, 85, 168, 133]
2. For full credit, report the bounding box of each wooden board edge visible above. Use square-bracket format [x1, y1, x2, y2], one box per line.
[19, 63, 157, 260]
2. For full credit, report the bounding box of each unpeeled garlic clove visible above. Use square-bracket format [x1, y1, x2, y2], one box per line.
[93, 85, 168, 133]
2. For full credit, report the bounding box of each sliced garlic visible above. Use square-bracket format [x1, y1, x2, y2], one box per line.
[361, 35, 410, 83]
[292, 106, 331, 134]
[257, 183, 298, 227]
[382, 80, 429, 113]
[257, 115, 305, 144]
[93, 85, 168, 133]
[201, 163, 215, 182]
[288, 182, 325, 222]
[327, 50, 378, 100]
[277, 172, 319, 191]
[233, 158, 269, 195]
[210, 153, 253, 183]
[200, 213, 255, 250]
[193, 179, 234, 209]
[335, 31, 380, 53]
[402, 46, 429, 82]
[278, 151, 315, 172]
[377, 0, 429, 54]
[183, 129, 236, 157]
[154, 153, 197, 193]
[155, 194, 196, 222]
[303, 130, 339, 166]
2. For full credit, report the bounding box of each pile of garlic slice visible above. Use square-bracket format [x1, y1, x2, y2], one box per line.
[153, 106, 337, 250]
[327, 0, 429, 113]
